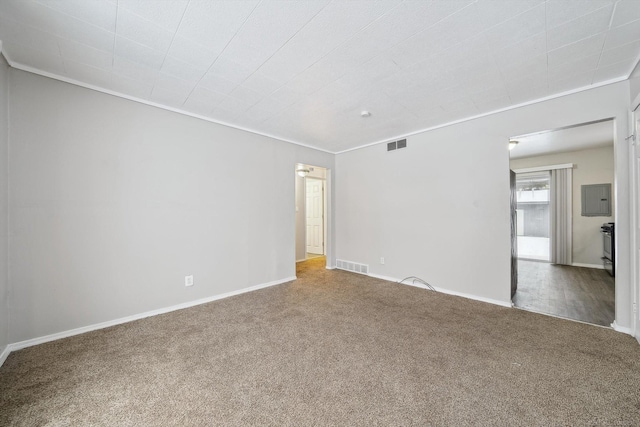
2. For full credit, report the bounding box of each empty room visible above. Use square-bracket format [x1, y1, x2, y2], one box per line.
[1, 0, 640, 425]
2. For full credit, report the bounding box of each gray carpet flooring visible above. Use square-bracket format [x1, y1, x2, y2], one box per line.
[1, 257, 639, 426]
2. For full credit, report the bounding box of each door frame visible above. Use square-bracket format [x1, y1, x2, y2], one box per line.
[630, 109, 640, 341]
[295, 164, 331, 269]
[509, 119, 621, 330]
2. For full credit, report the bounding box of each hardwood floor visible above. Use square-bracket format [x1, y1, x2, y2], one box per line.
[512, 260, 615, 327]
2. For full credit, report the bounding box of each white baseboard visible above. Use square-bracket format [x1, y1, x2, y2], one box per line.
[365, 273, 398, 282]
[572, 262, 605, 269]
[325, 266, 335, 270]
[611, 321, 633, 335]
[367, 273, 512, 308]
[1, 276, 296, 365]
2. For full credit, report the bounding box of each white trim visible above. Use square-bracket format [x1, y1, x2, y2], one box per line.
[368, 272, 512, 308]
[323, 177, 327, 256]
[0, 345, 10, 366]
[512, 163, 574, 174]
[0, 52, 630, 157]
[296, 259, 307, 263]
[513, 306, 613, 329]
[633, 94, 640, 113]
[572, 262, 605, 270]
[630, 110, 640, 340]
[0, 39, 9, 369]
[611, 320, 633, 335]
[325, 266, 335, 270]
[335, 77, 628, 155]
[4, 59, 333, 155]
[0, 276, 295, 365]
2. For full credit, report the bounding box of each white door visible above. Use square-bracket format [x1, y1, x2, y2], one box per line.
[306, 178, 324, 255]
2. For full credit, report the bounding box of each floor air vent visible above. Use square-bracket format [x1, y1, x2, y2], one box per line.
[336, 259, 369, 275]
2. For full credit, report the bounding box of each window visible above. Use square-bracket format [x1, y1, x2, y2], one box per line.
[516, 171, 550, 261]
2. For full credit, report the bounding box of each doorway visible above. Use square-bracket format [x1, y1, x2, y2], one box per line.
[295, 163, 328, 264]
[509, 119, 616, 327]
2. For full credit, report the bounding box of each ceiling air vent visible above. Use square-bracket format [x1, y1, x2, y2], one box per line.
[397, 139, 407, 149]
[387, 141, 396, 151]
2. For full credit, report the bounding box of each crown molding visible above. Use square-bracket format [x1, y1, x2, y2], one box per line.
[1, 50, 632, 157]
[2, 53, 335, 155]
[335, 76, 629, 154]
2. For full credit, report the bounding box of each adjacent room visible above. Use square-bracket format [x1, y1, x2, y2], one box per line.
[1, 1, 640, 425]
[509, 120, 617, 327]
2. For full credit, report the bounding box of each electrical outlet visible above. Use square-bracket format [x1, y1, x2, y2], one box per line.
[380, 257, 385, 265]
[185, 275, 194, 287]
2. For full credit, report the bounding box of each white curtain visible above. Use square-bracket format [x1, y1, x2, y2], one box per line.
[550, 168, 572, 265]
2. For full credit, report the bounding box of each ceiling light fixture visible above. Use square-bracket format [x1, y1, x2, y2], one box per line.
[508, 140, 519, 150]
[296, 168, 310, 177]
[361, 111, 371, 118]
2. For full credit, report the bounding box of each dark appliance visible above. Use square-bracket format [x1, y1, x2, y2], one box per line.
[601, 222, 615, 277]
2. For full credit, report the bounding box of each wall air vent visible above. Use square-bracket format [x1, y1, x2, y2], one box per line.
[387, 139, 407, 151]
[336, 259, 369, 275]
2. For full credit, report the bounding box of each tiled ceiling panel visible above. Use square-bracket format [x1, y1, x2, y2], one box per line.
[0, 0, 639, 153]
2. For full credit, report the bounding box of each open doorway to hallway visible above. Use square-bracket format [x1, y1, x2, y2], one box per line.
[295, 163, 328, 266]
[509, 119, 616, 327]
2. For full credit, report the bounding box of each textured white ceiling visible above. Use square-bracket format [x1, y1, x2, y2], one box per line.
[509, 118, 613, 159]
[0, 0, 639, 153]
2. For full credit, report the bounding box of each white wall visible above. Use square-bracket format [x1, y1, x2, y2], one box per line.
[510, 146, 615, 267]
[335, 81, 633, 328]
[0, 53, 9, 356]
[8, 69, 334, 343]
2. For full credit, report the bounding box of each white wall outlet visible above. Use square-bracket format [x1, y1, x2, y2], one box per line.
[185, 275, 194, 287]
[380, 257, 385, 265]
